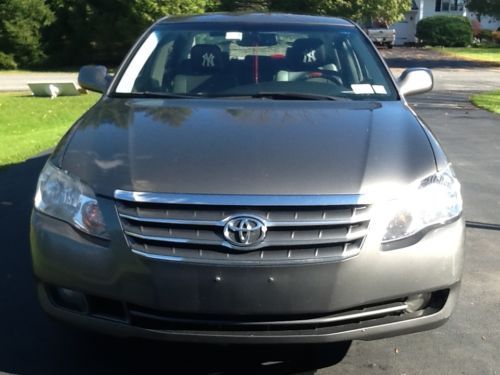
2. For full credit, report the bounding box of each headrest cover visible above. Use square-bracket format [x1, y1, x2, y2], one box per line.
[190, 44, 224, 73]
[287, 38, 327, 69]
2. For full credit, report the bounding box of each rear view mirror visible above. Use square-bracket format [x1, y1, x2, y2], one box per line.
[78, 65, 111, 93]
[237, 32, 278, 47]
[398, 68, 433, 96]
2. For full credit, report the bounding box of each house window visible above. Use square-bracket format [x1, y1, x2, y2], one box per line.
[437, 0, 464, 12]
[435, 0, 442, 12]
[450, 0, 464, 11]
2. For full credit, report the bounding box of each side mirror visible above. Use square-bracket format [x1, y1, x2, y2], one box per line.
[397, 68, 433, 97]
[78, 65, 111, 93]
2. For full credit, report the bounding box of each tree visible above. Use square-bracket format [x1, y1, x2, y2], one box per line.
[43, 0, 208, 67]
[269, 0, 412, 24]
[215, 0, 413, 24]
[466, 0, 500, 19]
[0, 0, 54, 68]
[217, 0, 270, 11]
[133, 0, 209, 24]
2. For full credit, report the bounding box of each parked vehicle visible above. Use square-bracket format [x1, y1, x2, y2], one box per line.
[365, 22, 396, 48]
[31, 13, 464, 357]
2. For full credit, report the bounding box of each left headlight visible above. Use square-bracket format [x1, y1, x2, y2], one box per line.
[382, 164, 462, 243]
[34, 162, 109, 239]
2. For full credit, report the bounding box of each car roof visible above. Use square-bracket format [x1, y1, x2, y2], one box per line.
[157, 12, 354, 27]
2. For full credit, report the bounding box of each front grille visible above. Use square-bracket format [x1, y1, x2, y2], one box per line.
[115, 191, 371, 265]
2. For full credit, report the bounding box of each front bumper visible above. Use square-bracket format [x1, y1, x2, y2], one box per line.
[31, 202, 465, 344]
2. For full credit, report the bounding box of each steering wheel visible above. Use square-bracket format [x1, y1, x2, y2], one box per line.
[299, 70, 343, 85]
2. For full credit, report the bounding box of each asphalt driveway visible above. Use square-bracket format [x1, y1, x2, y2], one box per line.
[1, 47, 499, 374]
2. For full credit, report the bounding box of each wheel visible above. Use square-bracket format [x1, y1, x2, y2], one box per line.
[387, 43, 393, 49]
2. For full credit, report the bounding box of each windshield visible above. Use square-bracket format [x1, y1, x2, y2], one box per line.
[114, 22, 398, 101]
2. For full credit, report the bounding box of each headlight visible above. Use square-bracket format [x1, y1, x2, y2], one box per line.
[34, 162, 109, 239]
[382, 165, 462, 243]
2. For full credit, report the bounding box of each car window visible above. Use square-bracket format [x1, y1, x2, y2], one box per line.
[114, 23, 397, 101]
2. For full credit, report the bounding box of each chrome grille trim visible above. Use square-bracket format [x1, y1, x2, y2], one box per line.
[130, 247, 360, 265]
[118, 211, 371, 227]
[114, 190, 372, 206]
[128, 302, 408, 327]
[114, 190, 372, 264]
[124, 228, 368, 250]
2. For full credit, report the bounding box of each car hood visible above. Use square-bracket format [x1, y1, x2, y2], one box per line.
[59, 98, 436, 198]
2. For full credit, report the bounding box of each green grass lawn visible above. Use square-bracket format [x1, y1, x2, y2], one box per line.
[436, 47, 500, 64]
[0, 92, 100, 166]
[471, 90, 500, 114]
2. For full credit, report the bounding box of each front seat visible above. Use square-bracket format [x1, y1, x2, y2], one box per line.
[172, 44, 237, 94]
[276, 38, 339, 83]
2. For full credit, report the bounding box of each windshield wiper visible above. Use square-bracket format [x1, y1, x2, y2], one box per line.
[250, 92, 348, 101]
[111, 91, 198, 99]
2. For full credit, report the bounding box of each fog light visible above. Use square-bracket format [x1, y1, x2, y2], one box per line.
[405, 293, 432, 313]
[55, 287, 89, 313]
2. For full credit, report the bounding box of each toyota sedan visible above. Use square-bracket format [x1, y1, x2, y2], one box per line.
[31, 13, 464, 355]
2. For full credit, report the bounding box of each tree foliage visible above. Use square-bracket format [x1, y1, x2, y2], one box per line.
[216, 0, 412, 24]
[0, 0, 54, 68]
[466, 0, 500, 18]
[0, 0, 414, 69]
[43, 0, 207, 67]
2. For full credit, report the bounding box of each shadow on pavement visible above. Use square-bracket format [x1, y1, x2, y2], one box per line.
[381, 47, 500, 69]
[0, 155, 349, 374]
[384, 57, 499, 69]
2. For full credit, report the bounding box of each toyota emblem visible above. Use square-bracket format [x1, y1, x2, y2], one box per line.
[223, 216, 267, 248]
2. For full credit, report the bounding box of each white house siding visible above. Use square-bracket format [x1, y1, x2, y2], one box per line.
[470, 14, 500, 31]
[391, 0, 499, 45]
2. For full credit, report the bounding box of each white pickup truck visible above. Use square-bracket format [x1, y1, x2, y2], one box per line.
[365, 23, 396, 48]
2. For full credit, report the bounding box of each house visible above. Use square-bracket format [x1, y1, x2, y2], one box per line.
[391, 0, 500, 45]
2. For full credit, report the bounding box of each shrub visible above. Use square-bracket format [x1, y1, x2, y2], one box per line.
[479, 29, 493, 41]
[0, 52, 17, 70]
[416, 16, 473, 47]
[493, 31, 500, 44]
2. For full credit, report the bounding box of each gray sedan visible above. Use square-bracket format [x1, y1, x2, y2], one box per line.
[30, 13, 464, 357]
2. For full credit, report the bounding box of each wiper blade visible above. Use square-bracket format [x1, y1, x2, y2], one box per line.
[111, 91, 197, 99]
[250, 92, 348, 101]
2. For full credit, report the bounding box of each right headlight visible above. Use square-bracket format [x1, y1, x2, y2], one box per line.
[381, 164, 462, 243]
[34, 161, 109, 239]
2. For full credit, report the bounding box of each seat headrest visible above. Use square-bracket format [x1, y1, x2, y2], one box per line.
[190, 44, 224, 73]
[287, 38, 327, 70]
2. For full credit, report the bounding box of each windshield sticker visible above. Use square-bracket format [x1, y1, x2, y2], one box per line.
[372, 85, 387, 94]
[351, 84, 375, 94]
[226, 31, 243, 41]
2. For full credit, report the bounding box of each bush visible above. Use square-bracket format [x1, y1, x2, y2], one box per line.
[416, 16, 472, 47]
[0, 52, 17, 70]
[479, 29, 493, 41]
[493, 31, 500, 44]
